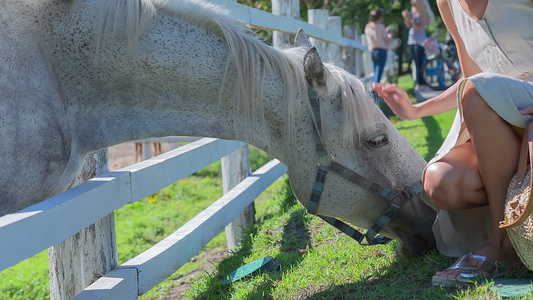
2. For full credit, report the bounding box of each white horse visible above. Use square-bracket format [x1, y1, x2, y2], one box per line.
[1, 0, 436, 256]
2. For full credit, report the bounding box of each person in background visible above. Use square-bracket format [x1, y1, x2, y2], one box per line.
[402, 0, 435, 92]
[134, 142, 162, 162]
[365, 8, 392, 84]
[374, 0, 533, 288]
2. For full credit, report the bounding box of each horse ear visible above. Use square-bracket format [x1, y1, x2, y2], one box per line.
[303, 47, 336, 95]
[294, 28, 313, 50]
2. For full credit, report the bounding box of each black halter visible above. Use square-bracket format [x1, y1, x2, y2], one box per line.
[305, 86, 424, 245]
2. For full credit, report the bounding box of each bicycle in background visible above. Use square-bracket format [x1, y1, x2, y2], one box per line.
[421, 35, 462, 90]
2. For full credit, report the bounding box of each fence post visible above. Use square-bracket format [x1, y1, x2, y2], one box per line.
[361, 33, 373, 80]
[343, 25, 356, 74]
[355, 31, 365, 78]
[143, 142, 152, 160]
[272, 0, 299, 48]
[222, 146, 254, 251]
[49, 150, 118, 300]
[326, 16, 342, 67]
[307, 9, 329, 62]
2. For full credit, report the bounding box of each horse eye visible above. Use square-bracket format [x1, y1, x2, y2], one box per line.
[367, 134, 388, 148]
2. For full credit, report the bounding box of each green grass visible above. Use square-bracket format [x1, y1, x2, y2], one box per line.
[0, 251, 50, 300]
[185, 177, 524, 300]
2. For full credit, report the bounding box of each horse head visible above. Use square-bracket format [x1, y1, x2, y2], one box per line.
[288, 29, 437, 256]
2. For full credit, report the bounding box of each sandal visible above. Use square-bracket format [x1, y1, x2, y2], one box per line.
[431, 253, 504, 287]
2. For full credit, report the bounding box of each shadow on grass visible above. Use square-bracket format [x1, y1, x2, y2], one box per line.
[190, 177, 312, 299]
[303, 248, 533, 300]
[189, 174, 507, 299]
[306, 251, 454, 299]
[421, 116, 445, 161]
[300, 250, 464, 300]
[237, 208, 312, 300]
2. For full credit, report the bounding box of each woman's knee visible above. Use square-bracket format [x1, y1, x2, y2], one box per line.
[424, 162, 462, 209]
[423, 160, 485, 210]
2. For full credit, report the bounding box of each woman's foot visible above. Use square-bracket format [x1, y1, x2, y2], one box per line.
[432, 239, 525, 286]
[432, 253, 503, 287]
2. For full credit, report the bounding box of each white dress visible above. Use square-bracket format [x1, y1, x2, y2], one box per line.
[425, 0, 533, 257]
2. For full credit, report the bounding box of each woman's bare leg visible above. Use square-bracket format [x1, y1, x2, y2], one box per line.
[426, 80, 523, 280]
[424, 141, 487, 210]
[135, 143, 143, 162]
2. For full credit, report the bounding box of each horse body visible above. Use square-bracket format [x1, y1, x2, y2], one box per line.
[1, 0, 436, 255]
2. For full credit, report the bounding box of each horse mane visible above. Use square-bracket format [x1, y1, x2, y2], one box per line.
[327, 66, 376, 146]
[93, 0, 375, 146]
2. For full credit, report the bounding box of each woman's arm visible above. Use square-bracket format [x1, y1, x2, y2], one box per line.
[402, 10, 412, 28]
[373, 81, 459, 119]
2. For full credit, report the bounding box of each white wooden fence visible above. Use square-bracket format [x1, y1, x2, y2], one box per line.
[0, 0, 387, 298]
[133, 136, 201, 160]
[0, 138, 287, 297]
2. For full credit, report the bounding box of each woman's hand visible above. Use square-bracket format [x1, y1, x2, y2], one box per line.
[373, 82, 417, 120]
[520, 105, 533, 115]
[401, 10, 412, 29]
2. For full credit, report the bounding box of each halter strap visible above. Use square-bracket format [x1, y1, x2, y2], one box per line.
[306, 86, 423, 245]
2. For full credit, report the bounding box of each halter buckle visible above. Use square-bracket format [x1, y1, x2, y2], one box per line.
[390, 188, 411, 207]
[316, 154, 335, 167]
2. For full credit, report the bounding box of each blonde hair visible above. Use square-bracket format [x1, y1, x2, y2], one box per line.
[411, 0, 435, 25]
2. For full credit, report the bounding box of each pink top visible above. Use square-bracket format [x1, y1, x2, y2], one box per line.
[364, 23, 389, 51]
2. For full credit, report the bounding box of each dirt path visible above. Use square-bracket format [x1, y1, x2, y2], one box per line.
[156, 250, 228, 299]
[108, 142, 174, 171]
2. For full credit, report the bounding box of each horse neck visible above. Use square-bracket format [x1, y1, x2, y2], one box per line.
[56, 4, 296, 163]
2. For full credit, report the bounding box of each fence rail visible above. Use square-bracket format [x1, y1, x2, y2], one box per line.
[76, 158, 287, 298]
[0, 138, 287, 297]
[0, 138, 259, 271]
[209, 0, 366, 50]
